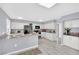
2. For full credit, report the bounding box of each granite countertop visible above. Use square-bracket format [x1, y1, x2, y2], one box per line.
[41, 29, 56, 33]
[42, 31, 56, 33]
[64, 32, 79, 37]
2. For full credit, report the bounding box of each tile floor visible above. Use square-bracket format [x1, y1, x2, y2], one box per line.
[38, 38, 79, 55]
[0, 34, 79, 55]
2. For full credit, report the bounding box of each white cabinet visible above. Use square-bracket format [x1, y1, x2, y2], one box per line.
[41, 32, 56, 41]
[71, 36, 79, 50]
[40, 22, 56, 29]
[11, 22, 29, 29]
[40, 24, 45, 29]
[46, 33, 50, 40]
[43, 22, 55, 29]
[63, 35, 79, 50]
[41, 32, 46, 38]
[63, 35, 72, 46]
[46, 33, 56, 41]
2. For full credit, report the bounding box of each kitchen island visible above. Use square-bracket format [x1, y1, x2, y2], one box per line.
[63, 35, 79, 50]
[0, 34, 38, 55]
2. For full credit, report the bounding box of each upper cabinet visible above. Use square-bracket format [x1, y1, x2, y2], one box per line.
[64, 20, 79, 28]
[43, 22, 55, 29]
[40, 24, 45, 29]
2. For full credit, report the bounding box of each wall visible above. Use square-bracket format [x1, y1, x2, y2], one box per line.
[0, 8, 9, 34]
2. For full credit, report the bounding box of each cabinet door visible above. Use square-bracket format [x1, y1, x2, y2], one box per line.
[46, 33, 53, 41]
[45, 33, 49, 39]
[63, 36, 72, 46]
[47, 33, 52, 40]
[41, 32, 46, 38]
[40, 24, 45, 29]
[70, 37, 79, 50]
[52, 34, 56, 40]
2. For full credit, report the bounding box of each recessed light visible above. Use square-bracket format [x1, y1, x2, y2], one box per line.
[39, 19, 43, 22]
[18, 17, 23, 19]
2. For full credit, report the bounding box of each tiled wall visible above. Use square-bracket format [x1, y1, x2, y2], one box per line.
[11, 29, 24, 34]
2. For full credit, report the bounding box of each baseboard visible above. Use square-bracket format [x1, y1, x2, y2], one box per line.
[4, 45, 38, 55]
[63, 44, 79, 51]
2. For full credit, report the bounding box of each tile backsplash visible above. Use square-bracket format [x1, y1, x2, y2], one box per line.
[41, 29, 56, 33]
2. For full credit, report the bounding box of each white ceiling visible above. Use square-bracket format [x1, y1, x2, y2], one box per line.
[0, 3, 79, 22]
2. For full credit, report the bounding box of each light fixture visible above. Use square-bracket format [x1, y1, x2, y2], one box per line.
[38, 3, 56, 8]
[14, 44, 17, 47]
[17, 17, 23, 19]
[39, 19, 43, 22]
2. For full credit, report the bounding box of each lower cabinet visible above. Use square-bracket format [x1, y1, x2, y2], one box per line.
[63, 35, 79, 50]
[41, 32, 46, 38]
[41, 32, 56, 41]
